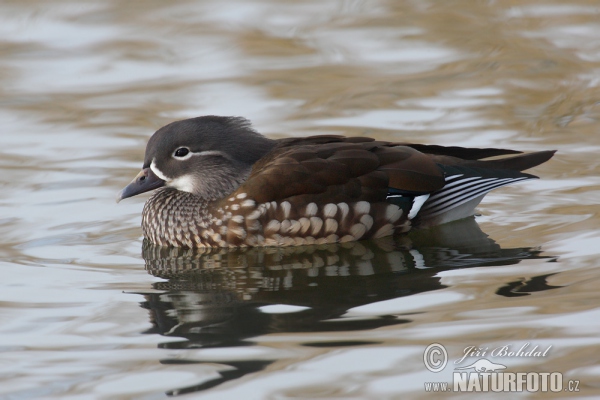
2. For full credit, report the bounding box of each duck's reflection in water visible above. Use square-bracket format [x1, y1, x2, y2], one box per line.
[137, 217, 557, 395]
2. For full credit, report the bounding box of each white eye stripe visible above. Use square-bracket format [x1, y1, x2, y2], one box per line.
[172, 150, 228, 160]
[194, 150, 228, 158]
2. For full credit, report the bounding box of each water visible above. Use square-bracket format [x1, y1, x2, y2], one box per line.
[1, 1, 599, 398]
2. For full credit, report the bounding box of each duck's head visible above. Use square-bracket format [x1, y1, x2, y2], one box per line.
[117, 116, 275, 202]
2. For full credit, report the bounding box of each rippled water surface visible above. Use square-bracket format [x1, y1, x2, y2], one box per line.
[1, 1, 600, 398]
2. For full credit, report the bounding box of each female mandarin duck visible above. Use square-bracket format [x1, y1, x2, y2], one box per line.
[118, 116, 554, 248]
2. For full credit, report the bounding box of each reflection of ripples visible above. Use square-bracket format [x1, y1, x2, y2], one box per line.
[137, 218, 557, 396]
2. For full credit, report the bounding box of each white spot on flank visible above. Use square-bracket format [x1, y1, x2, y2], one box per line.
[241, 199, 255, 208]
[229, 226, 246, 238]
[231, 204, 240, 211]
[265, 220, 281, 233]
[298, 218, 311, 234]
[246, 219, 260, 231]
[323, 203, 337, 218]
[236, 193, 248, 199]
[337, 202, 349, 219]
[373, 224, 394, 238]
[281, 201, 291, 219]
[246, 209, 263, 220]
[288, 220, 301, 235]
[340, 235, 354, 243]
[350, 223, 367, 239]
[386, 205, 403, 223]
[354, 201, 370, 215]
[231, 215, 244, 224]
[305, 203, 318, 217]
[359, 214, 373, 231]
[326, 234, 338, 243]
[325, 218, 338, 234]
[310, 217, 323, 235]
[280, 219, 291, 234]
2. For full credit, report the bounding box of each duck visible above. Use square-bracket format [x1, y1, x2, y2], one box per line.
[118, 115, 555, 248]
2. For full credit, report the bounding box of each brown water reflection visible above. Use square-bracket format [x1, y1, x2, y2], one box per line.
[1, 0, 600, 398]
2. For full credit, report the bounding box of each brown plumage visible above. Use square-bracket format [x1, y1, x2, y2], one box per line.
[118, 116, 555, 248]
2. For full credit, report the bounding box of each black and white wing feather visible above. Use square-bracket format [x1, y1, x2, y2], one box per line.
[416, 165, 537, 225]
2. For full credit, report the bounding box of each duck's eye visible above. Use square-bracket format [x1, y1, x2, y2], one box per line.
[174, 147, 190, 158]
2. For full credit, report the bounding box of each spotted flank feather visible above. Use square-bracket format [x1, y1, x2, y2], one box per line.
[143, 189, 408, 247]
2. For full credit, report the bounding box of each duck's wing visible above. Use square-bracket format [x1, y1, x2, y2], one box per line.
[235, 137, 446, 206]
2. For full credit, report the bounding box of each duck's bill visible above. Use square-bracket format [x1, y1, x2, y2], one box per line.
[117, 168, 165, 202]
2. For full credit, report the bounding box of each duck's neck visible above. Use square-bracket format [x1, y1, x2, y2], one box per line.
[142, 188, 217, 247]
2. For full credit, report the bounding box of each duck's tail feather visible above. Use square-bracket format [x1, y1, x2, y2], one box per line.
[466, 150, 557, 171]
[405, 144, 523, 160]
[414, 150, 556, 226]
